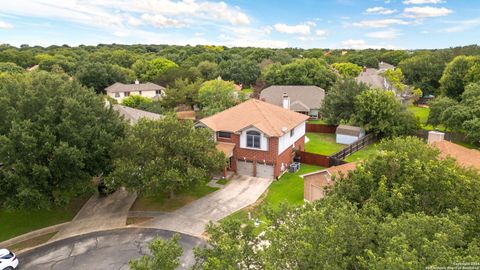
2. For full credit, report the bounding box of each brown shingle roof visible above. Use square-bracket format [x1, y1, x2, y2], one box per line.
[336, 125, 363, 137]
[432, 140, 480, 170]
[260, 85, 325, 111]
[198, 99, 309, 137]
[105, 82, 164, 93]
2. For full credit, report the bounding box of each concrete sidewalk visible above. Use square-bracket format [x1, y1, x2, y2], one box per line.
[50, 188, 137, 242]
[142, 175, 272, 237]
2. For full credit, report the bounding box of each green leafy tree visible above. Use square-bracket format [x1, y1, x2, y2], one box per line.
[0, 72, 126, 209]
[129, 235, 183, 270]
[262, 58, 337, 90]
[427, 96, 458, 127]
[331, 62, 363, 77]
[197, 61, 218, 80]
[382, 68, 406, 93]
[217, 58, 261, 86]
[321, 77, 369, 125]
[143, 58, 178, 81]
[194, 137, 480, 269]
[154, 66, 201, 87]
[0, 62, 25, 74]
[332, 136, 480, 218]
[36, 53, 76, 74]
[198, 79, 241, 117]
[379, 50, 409, 66]
[75, 62, 134, 93]
[440, 55, 480, 99]
[161, 79, 202, 109]
[121, 95, 153, 108]
[353, 89, 418, 137]
[105, 116, 225, 198]
[193, 219, 265, 270]
[398, 52, 447, 95]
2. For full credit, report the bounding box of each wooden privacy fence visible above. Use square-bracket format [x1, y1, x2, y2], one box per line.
[297, 151, 330, 167]
[298, 133, 377, 168]
[306, 123, 337, 134]
[330, 134, 376, 161]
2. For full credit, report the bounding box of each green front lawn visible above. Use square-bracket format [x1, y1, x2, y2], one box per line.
[0, 196, 88, 242]
[344, 143, 379, 162]
[305, 132, 345, 155]
[130, 184, 219, 212]
[224, 164, 324, 223]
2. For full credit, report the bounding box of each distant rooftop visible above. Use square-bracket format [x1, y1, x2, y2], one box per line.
[112, 104, 162, 124]
[105, 82, 164, 93]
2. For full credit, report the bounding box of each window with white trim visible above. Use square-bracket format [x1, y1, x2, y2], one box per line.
[115, 92, 120, 98]
[124, 91, 130, 96]
[246, 130, 261, 148]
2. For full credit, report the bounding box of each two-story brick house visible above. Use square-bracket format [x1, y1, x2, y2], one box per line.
[196, 99, 309, 179]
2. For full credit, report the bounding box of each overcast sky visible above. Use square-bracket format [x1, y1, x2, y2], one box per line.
[0, 0, 478, 49]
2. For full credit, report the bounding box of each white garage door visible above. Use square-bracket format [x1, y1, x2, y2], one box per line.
[256, 163, 274, 179]
[237, 160, 254, 176]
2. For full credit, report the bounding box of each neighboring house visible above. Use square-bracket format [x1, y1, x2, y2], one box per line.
[336, 125, 365, 145]
[428, 131, 480, 170]
[260, 85, 325, 119]
[302, 162, 357, 202]
[112, 104, 162, 125]
[106, 80, 165, 103]
[356, 62, 395, 91]
[196, 99, 309, 179]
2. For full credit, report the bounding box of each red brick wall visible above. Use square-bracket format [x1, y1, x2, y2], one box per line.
[224, 133, 305, 178]
[275, 135, 305, 177]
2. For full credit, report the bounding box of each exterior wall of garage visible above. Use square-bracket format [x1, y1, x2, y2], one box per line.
[216, 131, 305, 179]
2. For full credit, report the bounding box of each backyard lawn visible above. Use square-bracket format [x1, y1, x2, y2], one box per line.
[224, 164, 323, 223]
[0, 196, 89, 242]
[407, 105, 446, 131]
[307, 119, 328, 124]
[305, 132, 345, 155]
[344, 143, 379, 162]
[130, 184, 219, 212]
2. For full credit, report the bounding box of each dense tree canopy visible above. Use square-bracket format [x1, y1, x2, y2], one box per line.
[75, 62, 134, 93]
[0, 72, 126, 209]
[216, 58, 260, 86]
[262, 58, 337, 90]
[129, 235, 182, 270]
[353, 89, 418, 137]
[321, 77, 369, 125]
[398, 52, 448, 95]
[0, 62, 25, 74]
[193, 137, 480, 269]
[198, 79, 243, 117]
[105, 116, 225, 198]
[331, 62, 363, 77]
[429, 83, 480, 143]
[440, 55, 480, 99]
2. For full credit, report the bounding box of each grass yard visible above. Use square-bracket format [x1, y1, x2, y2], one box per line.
[130, 184, 219, 212]
[344, 143, 379, 162]
[307, 119, 328, 124]
[0, 196, 89, 242]
[305, 132, 345, 155]
[223, 164, 324, 224]
[407, 105, 446, 131]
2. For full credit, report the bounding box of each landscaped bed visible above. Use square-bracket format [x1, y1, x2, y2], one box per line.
[130, 184, 219, 212]
[305, 132, 345, 156]
[0, 196, 89, 242]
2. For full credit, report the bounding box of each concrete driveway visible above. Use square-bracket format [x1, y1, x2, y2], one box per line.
[18, 228, 203, 270]
[50, 188, 137, 242]
[143, 175, 273, 237]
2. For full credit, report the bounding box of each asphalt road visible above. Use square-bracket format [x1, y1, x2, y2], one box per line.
[17, 228, 204, 270]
